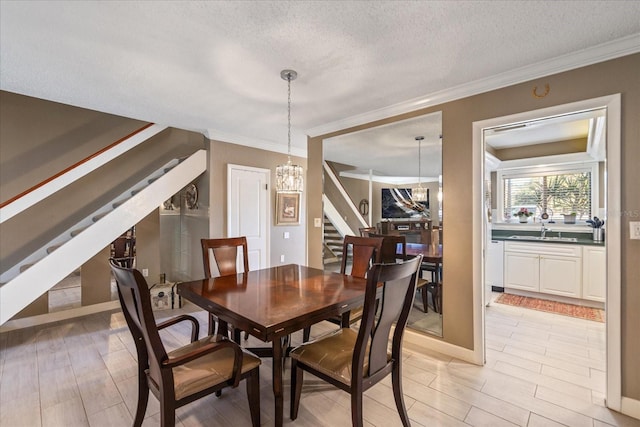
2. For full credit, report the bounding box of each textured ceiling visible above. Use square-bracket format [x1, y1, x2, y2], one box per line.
[1, 1, 639, 175]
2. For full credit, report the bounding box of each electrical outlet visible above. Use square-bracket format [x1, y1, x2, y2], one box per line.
[142, 268, 149, 277]
[314, 218, 322, 227]
[280, 255, 285, 263]
[283, 232, 290, 239]
[631, 221, 640, 240]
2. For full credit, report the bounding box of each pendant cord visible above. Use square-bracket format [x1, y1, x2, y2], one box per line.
[287, 76, 292, 164]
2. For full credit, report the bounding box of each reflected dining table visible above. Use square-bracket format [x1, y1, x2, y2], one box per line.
[405, 243, 443, 312]
[177, 264, 368, 426]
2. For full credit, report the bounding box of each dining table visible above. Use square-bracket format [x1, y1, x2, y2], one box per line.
[405, 243, 443, 312]
[177, 264, 368, 427]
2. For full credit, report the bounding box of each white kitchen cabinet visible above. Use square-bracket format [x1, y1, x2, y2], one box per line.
[582, 246, 606, 302]
[504, 242, 582, 299]
[504, 251, 539, 291]
[539, 255, 582, 298]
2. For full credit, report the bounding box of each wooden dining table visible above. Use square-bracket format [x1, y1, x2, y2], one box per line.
[405, 243, 443, 279]
[177, 264, 368, 427]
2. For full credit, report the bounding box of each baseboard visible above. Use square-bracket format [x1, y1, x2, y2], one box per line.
[621, 397, 640, 420]
[403, 328, 481, 364]
[0, 301, 120, 333]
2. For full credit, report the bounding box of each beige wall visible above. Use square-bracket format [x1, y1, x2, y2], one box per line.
[308, 53, 640, 399]
[208, 140, 307, 267]
[494, 137, 587, 160]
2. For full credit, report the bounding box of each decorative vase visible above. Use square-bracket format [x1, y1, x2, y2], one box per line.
[519, 216, 529, 223]
[563, 214, 576, 224]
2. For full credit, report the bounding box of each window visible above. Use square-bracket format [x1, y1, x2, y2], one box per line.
[498, 163, 598, 223]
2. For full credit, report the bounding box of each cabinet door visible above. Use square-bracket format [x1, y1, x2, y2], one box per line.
[504, 252, 539, 291]
[583, 247, 606, 302]
[539, 255, 582, 298]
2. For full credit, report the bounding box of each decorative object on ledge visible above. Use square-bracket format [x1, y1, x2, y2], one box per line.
[515, 207, 534, 223]
[563, 213, 576, 224]
[411, 136, 428, 202]
[276, 192, 300, 225]
[185, 183, 198, 209]
[275, 69, 304, 193]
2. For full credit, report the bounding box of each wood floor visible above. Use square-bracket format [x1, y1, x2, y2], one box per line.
[1, 297, 638, 427]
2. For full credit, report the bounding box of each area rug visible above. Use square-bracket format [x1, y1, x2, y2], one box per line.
[495, 293, 605, 322]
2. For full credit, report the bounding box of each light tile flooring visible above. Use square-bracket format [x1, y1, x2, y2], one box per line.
[1, 297, 639, 426]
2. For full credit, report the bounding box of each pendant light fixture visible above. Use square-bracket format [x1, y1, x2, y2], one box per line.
[275, 69, 303, 193]
[411, 136, 428, 202]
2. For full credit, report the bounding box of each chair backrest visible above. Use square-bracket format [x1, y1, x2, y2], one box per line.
[369, 233, 406, 263]
[340, 235, 383, 278]
[358, 227, 377, 237]
[109, 259, 169, 387]
[354, 254, 422, 379]
[201, 237, 249, 278]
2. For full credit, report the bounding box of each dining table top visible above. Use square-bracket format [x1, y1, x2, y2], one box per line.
[405, 243, 443, 263]
[177, 264, 368, 342]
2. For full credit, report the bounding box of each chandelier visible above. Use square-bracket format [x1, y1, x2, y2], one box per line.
[411, 136, 428, 202]
[275, 69, 303, 193]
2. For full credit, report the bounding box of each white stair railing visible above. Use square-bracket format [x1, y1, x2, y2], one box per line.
[0, 149, 206, 324]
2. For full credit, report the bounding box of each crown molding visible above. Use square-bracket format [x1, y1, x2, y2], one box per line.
[307, 34, 640, 138]
[205, 129, 307, 158]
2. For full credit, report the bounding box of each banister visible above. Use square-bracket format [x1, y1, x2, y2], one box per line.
[0, 123, 167, 223]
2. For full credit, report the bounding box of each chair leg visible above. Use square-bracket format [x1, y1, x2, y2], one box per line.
[290, 359, 304, 420]
[351, 389, 364, 427]
[302, 326, 311, 342]
[133, 369, 149, 427]
[246, 368, 261, 427]
[159, 397, 176, 427]
[391, 361, 411, 427]
[421, 287, 428, 313]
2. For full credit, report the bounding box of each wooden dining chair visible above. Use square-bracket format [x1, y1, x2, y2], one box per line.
[369, 233, 406, 263]
[358, 226, 377, 237]
[109, 259, 261, 427]
[302, 235, 383, 342]
[290, 255, 423, 427]
[201, 237, 249, 338]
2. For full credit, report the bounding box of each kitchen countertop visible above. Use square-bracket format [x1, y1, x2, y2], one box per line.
[491, 229, 605, 246]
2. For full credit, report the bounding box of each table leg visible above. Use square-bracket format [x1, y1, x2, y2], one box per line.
[272, 337, 284, 427]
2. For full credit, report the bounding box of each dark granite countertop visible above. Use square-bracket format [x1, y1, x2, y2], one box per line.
[491, 229, 605, 247]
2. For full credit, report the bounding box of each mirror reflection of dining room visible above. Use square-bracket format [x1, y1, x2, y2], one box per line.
[323, 112, 444, 337]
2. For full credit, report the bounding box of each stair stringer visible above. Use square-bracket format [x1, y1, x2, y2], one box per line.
[0, 149, 207, 324]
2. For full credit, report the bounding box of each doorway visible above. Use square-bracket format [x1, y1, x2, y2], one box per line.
[472, 94, 622, 410]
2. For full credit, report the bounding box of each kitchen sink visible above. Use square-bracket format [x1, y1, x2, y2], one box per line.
[508, 235, 578, 242]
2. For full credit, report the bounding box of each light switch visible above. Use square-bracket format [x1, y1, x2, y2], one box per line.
[283, 232, 290, 239]
[631, 221, 640, 240]
[314, 218, 322, 227]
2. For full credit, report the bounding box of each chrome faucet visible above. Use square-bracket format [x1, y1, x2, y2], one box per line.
[540, 222, 551, 238]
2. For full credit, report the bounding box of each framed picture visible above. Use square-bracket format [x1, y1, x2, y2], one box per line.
[276, 192, 300, 225]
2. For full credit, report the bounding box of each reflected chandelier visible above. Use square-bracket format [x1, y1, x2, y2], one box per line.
[275, 69, 303, 193]
[412, 136, 428, 202]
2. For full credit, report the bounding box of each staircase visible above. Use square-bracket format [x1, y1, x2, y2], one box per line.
[323, 215, 343, 264]
[0, 149, 207, 325]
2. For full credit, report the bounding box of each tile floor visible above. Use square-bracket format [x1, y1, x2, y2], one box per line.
[1, 296, 639, 426]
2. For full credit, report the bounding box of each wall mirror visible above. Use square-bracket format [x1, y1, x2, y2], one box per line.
[323, 111, 443, 337]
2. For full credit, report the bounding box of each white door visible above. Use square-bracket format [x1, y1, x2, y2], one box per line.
[227, 164, 270, 270]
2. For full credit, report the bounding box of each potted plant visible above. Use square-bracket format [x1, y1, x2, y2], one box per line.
[563, 212, 577, 224]
[515, 208, 534, 223]
[587, 216, 605, 241]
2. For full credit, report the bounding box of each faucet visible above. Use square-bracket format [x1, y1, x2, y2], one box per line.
[540, 222, 551, 238]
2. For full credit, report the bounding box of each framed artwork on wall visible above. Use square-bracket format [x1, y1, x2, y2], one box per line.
[276, 192, 300, 225]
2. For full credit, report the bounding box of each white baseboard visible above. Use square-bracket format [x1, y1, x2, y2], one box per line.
[621, 397, 640, 420]
[0, 301, 120, 333]
[403, 329, 481, 364]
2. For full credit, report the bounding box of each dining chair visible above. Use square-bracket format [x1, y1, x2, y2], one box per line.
[201, 237, 249, 338]
[368, 233, 406, 263]
[290, 255, 423, 427]
[109, 259, 261, 427]
[358, 226, 378, 237]
[302, 235, 383, 342]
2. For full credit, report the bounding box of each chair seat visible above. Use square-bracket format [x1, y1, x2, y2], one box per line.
[290, 328, 388, 385]
[169, 336, 261, 400]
